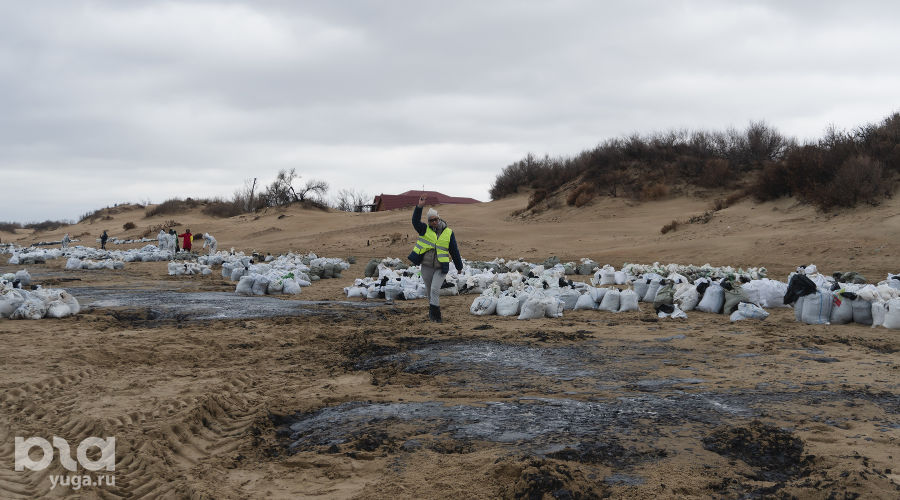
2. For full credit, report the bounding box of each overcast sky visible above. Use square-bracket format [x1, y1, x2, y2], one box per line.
[2, 1, 898, 223]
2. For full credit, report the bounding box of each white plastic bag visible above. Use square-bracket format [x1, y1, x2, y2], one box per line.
[883, 298, 900, 329]
[235, 276, 254, 295]
[542, 296, 564, 318]
[730, 302, 769, 322]
[496, 296, 520, 316]
[674, 283, 700, 311]
[696, 283, 725, 314]
[574, 293, 597, 310]
[797, 291, 832, 325]
[851, 299, 873, 326]
[518, 298, 545, 320]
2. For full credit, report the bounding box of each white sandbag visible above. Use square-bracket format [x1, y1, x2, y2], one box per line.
[346, 286, 367, 298]
[0, 289, 27, 318]
[658, 306, 687, 319]
[542, 296, 564, 318]
[730, 302, 769, 322]
[883, 298, 900, 329]
[599, 269, 616, 286]
[235, 276, 254, 295]
[251, 276, 269, 295]
[829, 294, 853, 325]
[167, 262, 181, 275]
[221, 263, 234, 279]
[589, 287, 607, 303]
[66, 257, 82, 270]
[282, 279, 302, 295]
[10, 298, 47, 320]
[367, 286, 381, 299]
[872, 301, 885, 327]
[231, 267, 247, 281]
[642, 280, 661, 302]
[496, 296, 520, 316]
[267, 279, 284, 294]
[470, 296, 497, 316]
[597, 288, 620, 312]
[696, 283, 725, 314]
[384, 284, 403, 301]
[518, 297, 546, 320]
[574, 293, 597, 310]
[558, 289, 581, 310]
[617, 289, 639, 312]
[742, 279, 789, 308]
[439, 283, 459, 296]
[851, 299, 873, 326]
[614, 271, 628, 285]
[674, 283, 700, 312]
[46, 300, 73, 318]
[798, 291, 833, 325]
[632, 280, 648, 300]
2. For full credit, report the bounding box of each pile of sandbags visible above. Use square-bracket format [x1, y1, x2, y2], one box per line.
[469, 283, 640, 320]
[167, 262, 212, 276]
[0, 269, 32, 288]
[65, 257, 125, 270]
[0, 281, 80, 320]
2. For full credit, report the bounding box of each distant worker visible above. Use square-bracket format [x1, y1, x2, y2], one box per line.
[408, 194, 464, 323]
[157, 230, 168, 252]
[202, 233, 217, 255]
[169, 229, 179, 252]
[100, 230, 108, 250]
[61, 233, 71, 250]
[178, 228, 193, 252]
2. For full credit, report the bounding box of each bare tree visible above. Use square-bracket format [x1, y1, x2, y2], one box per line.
[333, 188, 370, 212]
[295, 179, 329, 203]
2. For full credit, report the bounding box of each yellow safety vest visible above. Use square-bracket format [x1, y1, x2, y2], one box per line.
[412, 227, 452, 263]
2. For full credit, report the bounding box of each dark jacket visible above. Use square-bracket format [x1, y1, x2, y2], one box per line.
[407, 206, 463, 274]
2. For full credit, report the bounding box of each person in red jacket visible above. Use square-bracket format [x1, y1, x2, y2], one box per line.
[178, 229, 193, 252]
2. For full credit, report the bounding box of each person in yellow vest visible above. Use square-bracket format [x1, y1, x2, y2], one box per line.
[408, 194, 464, 323]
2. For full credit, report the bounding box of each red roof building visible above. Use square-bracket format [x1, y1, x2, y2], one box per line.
[373, 190, 481, 212]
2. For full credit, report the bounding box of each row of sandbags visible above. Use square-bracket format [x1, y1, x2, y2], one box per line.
[66, 257, 126, 270]
[1, 269, 32, 287]
[0, 281, 80, 320]
[470, 285, 642, 320]
[167, 262, 212, 276]
[222, 253, 349, 296]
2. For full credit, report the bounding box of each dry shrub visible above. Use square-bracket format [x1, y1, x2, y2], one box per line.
[389, 232, 402, 244]
[145, 198, 199, 218]
[750, 162, 792, 201]
[122, 221, 136, 230]
[725, 191, 747, 206]
[141, 219, 179, 237]
[697, 159, 732, 188]
[660, 220, 679, 234]
[566, 182, 596, 207]
[810, 155, 890, 210]
[202, 199, 244, 218]
[24, 220, 69, 232]
[640, 183, 669, 201]
[0, 222, 22, 233]
[527, 189, 548, 210]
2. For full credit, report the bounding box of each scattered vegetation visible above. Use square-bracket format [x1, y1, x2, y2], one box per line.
[122, 221, 136, 230]
[24, 220, 70, 232]
[0, 222, 22, 233]
[141, 220, 179, 238]
[660, 220, 678, 234]
[492, 113, 900, 211]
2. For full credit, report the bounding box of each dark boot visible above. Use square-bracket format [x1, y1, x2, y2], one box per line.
[429, 304, 442, 323]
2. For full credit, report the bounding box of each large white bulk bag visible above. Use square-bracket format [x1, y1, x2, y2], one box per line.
[798, 291, 833, 325]
[696, 283, 725, 314]
[251, 276, 269, 295]
[599, 268, 616, 286]
[46, 300, 74, 318]
[496, 296, 520, 316]
[574, 293, 597, 310]
[267, 279, 285, 294]
[543, 296, 564, 318]
[518, 298, 545, 320]
[614, 271, 628, 285]
[851, 299, 873, 325]
[282, 279, 302, 295]
[618, 290, 639, 312]
[470, 296, 497, 316]
[0, 289, 26, 318]
[231, 267, 247, 281]
[883, 298, 900, 329]
[10, 298, 46, 320]
[597, 288, 620, 312]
